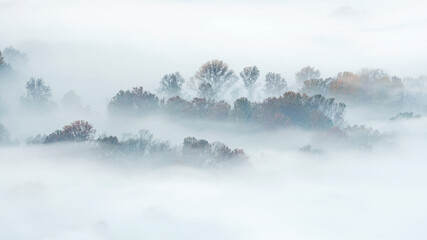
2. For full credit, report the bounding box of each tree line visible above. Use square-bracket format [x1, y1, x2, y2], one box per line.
[26, 120, 246, 167]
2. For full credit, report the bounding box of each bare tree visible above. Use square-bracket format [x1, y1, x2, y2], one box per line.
[295, 66, 320, 85]
[264, 72, 287, 96]
[159, 72, 185, 98]
[193, 60, 238, 99]
[240, 66, 260, 98]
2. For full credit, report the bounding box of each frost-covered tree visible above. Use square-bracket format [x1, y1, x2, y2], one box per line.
[264, 72, 287, 96]
[193, 60, 238, 99]
[240, 66, 260, 98]
[159, 72, 185, 98]
[295, 66, 320, 85]
[21, 78, 53, 107]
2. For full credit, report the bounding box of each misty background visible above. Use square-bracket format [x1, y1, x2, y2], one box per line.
[1, 0, 426, 100]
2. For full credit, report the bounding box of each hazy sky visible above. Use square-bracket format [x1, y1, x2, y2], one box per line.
[1, 0, 427, 98]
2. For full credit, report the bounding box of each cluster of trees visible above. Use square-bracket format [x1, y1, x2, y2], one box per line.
[162, 60, 292, 99]
[301, 68, 405, 105]
[2, 47, 27, 65]
[108, 87, 159, 115]
[320, 124, 384, 150]
[390, 112, 421, 121]
[29, 120, 246, 167]
[109, 86, 346, 129]
[15, 77, 88, 112]
[0, 47, 27, 78]
[44, 120, 96, 143]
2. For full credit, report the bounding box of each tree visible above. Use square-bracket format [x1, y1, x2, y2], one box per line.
[301, 78, 332, 96]
[44, 120, 96, 143]
[264, 72, 287, 96]
[0, 51, 5, 67]
[108, 87, 159, 115]
[0, 122, 11, 145]
[159, 72, 185, 98]
[61, 90, 84, 111]
[232, 97, 253, 121]
[197, 82, 215, 99]
[193, 60, 238, 99]
[182, 136, 246, 166]
[295, 66, 320, 85]
[240, 66, 260, 98]
[21, 78, 52, 107]
[2, 47, 28, 64]
[0, 50, 10, 73]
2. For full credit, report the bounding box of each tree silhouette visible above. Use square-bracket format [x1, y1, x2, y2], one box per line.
[264, 72, 287, 96]
[240, 66, 260, 98]
[295, 66, 320, 85]
[193, 60, 238, 98]
[159, 72, 185, 98]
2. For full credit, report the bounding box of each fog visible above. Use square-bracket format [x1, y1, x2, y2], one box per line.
[1, 0, 427, 239]
[1, 117, 426, 239]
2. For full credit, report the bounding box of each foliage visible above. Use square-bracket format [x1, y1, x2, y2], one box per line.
[44, 120, 96, 144]
[21, 78, 53, 108]
[182, 137, 246, 166]
[193, 60, 238, 98]
[232, 97, 253, 121]
[95, 132, 246, 166]
[0, 122, 11, 145]
[295, 66, 320, 85]
[240, 66, 260, 97]
[112, 85, 345, 130]
[301, 69, 405, 106]
[108, 87, 159, 115]
[264, 72, 287, 96]
[301, 78, 332, 96]
[159, 72, 185, 98]
[26, 134, 47, 145]
[0, 51, 5, 67]
[165, 96, 231, 120]
[343, 125, 383, 149]
[2, 46, 28, 64]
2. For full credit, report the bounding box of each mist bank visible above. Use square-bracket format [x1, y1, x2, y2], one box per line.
[0, 116, 426, 239]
